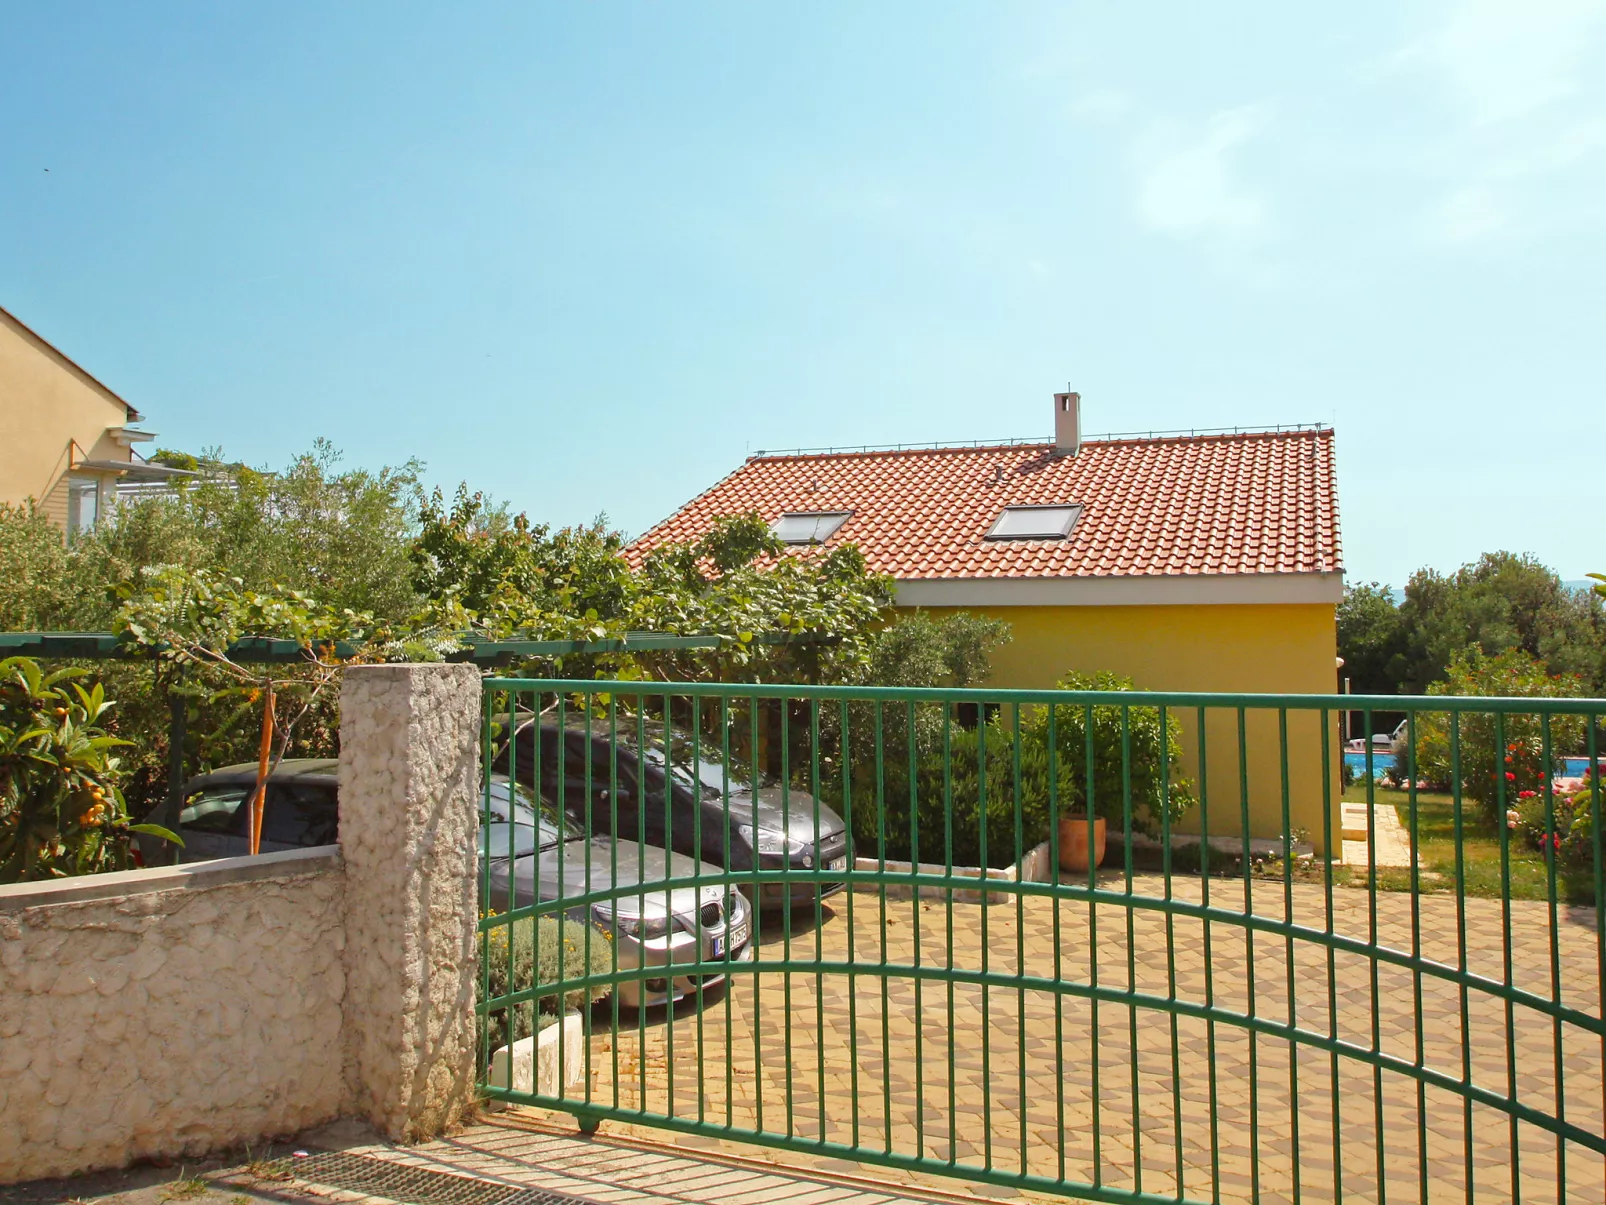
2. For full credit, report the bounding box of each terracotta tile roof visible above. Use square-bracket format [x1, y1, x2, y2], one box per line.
[627, 428, 1342, 581]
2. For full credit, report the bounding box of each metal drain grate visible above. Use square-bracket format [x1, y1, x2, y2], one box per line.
[269, 1152, 602, 1205]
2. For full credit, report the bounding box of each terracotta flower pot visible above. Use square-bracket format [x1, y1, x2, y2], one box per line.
[1057, 815, 1108, 873]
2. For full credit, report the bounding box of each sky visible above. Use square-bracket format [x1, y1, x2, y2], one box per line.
[3, 1, 1603, 588]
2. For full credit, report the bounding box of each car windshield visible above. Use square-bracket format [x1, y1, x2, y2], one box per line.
[637, 746, 732, 799]
[483, 776, 571, 847]
[632, 723, 778, 796]
[178, 786, 250, 832]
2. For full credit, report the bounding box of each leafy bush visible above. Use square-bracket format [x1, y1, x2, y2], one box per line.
[1414, 647, 1588, 830]
[1019, 671, 1195, 836]
[838, 670, 1194, 869]
[0, 657, 177, 882]
[833, 715, 1050, 870]
[1515, 776, 1602, 868]
[0, 503, 71, 633]
[479, 915, 614, 1053]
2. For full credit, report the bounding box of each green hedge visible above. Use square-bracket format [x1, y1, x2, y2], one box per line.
[831, 671, 1194, 869]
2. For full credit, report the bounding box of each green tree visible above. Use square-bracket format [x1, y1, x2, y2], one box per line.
[411, 485, 634, 624]
[0, 445, 426, 818]
[1396, 553, 1606, 693]
[1337, 581, 1408, 694]
[0, 503, 70, 632]
[859, 611, 1011, 689]
[633, 515, 895, 683]
[3, 442, 423, 633]
[426, 507, 899, 685]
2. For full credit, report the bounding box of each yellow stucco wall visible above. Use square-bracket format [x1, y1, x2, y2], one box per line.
[0, 310, 133, 528]
[912, 602, 1342, 852]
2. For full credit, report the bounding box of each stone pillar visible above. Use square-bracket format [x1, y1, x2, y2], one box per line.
[338, 663, 482, 1141]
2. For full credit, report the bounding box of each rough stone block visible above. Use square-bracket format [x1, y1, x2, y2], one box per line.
[487, 1014, 586, 1099]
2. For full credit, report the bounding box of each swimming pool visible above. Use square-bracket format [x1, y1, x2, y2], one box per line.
[1345, 753, 1603, 781]
[1343, 751, 1394, 778]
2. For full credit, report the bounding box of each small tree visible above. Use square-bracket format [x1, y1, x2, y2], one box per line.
[1413, 647, 1588, 830]
[111, 566, 445, 850]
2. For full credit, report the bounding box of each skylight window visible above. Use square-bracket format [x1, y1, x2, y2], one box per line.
[772, 511, 852, 545]
[986, 504, 1082, 541]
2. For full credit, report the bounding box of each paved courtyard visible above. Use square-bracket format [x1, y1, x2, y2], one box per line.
[531, 876, 1604, 1205]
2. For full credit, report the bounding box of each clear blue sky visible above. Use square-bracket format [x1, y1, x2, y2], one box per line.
[4, 2, 1602, 587]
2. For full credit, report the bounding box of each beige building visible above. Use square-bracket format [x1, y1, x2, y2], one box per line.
[0, 305, 187, 534]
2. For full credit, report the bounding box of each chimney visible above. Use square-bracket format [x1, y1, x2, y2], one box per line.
[1053, 390, 1081, 456]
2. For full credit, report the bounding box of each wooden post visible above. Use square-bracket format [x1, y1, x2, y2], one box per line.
[248, 686, 275, 855]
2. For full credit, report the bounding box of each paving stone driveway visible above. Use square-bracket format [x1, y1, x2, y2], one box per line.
[550, 877, 1604, 1205]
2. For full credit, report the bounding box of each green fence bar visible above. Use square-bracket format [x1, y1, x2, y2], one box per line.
[474, 678, 1606, 1205]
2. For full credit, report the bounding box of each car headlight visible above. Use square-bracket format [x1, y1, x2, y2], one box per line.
[604, 908, 671, 940]
[737, 824, 808, 860]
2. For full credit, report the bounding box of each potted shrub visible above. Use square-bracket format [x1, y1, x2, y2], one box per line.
[1023, 671, 1195, 872]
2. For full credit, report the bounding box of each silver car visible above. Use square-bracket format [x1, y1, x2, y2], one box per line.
[152, 761, 753, 1011]
[481, 777, 754, 1010]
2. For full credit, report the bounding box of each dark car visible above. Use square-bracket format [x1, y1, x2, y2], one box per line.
[493, 719, 849, 908]
[154, 758, 341, 862]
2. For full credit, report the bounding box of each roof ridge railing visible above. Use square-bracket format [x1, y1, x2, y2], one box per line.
[752, 422, 1330, 458]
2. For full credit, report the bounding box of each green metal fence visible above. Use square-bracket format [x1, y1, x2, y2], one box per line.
[475, 679, 1606, 1204]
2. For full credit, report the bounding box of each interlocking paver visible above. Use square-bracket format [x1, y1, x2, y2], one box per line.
[534, 877, 1604, 1204]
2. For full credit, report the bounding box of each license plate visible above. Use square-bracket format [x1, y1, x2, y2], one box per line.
[727, 920, 749, 952]
[827, 856, 848, 871]
[710, 935, 725, 958]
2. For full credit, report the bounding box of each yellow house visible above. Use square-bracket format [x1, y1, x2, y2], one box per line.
[629, 393, 1345, 851]
[0, 305, 188, 535]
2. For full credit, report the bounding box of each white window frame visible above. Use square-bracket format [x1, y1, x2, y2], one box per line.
[771, 511, 853, 545]
[984, 503, 1082, 541]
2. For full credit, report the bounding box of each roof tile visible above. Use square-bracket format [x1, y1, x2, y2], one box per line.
[627, 429, 1342, 581]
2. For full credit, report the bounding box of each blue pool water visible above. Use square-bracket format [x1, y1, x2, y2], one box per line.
[1344, 751, 1393, 778]
[1346, 752, 1602, 779]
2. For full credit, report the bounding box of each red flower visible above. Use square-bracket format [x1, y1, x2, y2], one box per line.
[1519, 790, 1537, 799]
[1506, 772, 1517, 781]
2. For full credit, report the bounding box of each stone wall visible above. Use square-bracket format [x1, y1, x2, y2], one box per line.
[0, 848, 347, 1182]
[0, 663, 485, 1185]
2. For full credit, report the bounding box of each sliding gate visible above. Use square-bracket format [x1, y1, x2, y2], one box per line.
[475, 678, 1606, 1204]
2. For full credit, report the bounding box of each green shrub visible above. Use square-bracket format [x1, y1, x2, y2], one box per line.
[1019, 671, 1194, 836]
[839, 716, 1050, 870]
[1515, 777, 1602, 868]
[0, 656, 178, 882]
[479, 914, 614, 1052]
[837, 671, 1194, 869]
[1414, 648, 1588, 831]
